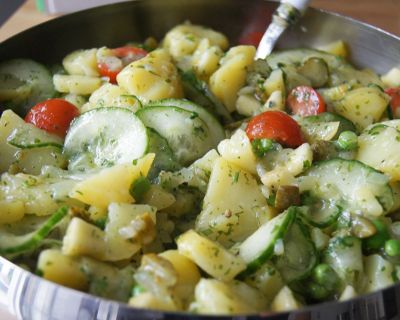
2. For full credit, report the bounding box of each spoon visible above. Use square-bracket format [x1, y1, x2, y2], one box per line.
[255, 0, 311, 60]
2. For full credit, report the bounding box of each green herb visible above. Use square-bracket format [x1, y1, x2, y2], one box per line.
[130, 176, 151, 202]
[251, 138, 279, 157]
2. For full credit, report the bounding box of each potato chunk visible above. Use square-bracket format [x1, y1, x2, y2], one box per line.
[209, 45, 256, 112]
[163, 23, 228, 59]
[116, 49, 183, 102]
[70, 153, 154, 209]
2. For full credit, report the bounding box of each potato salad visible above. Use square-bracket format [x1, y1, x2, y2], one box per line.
[1, 22, 400, 315]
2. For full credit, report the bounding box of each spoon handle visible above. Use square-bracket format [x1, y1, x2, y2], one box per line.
[255, 0, 310, 59]
[282, 0, 310, 13]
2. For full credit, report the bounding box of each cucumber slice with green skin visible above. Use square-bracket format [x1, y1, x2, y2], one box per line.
[0, 59, 56, 115]
[0, 206, 68, 256]
[297, 202, 342, 228]
[64, 107, 148, 171]
[297, 57, 329, 88]
[267, 49, 348, 71]
[146, 128, 181, 180]
[298, 112, 356, 140]
[136, 106, 213, 166]
[179, 70, 233, 124]
[239, 207, 296, 276]
[297, 159, 394, 217]
[145, 98, 225, 147]
[273, 219, 317, 283]
[7, 121, 63, 149]
[324, 236, 363, 285]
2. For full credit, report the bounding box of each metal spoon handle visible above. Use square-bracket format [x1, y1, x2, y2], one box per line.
[255, 0, 311, 60]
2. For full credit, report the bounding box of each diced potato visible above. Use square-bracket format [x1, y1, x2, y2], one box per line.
[261, 90, 285, 111]
[129, 292, 178, 311]
[231, 280, 268, 312]
[0, 173, 61, 216]
[334, 87, 389, 131]
[53, 74, 102, 95]
[177, 230, 246, 281]
[261, 143, 313, 190]
[62, 217, 109, 260]
[0, 110, 24, 173]
[263, 69, 285, 99]
[194, 279, 253, 315]
[381, 67, 400, 87]
[271, 286, 302, 312]
[86, 83, 143, 112]
[191, 38, 224, 80]
[37, 249, 88, 290]
[339, 285, 357, 301]
[160, 250, 201, 306]
[117, 49, 183, 103]
[13, 147, 67, 175]
[357, 125, 400, 181]
[39, 249, 134, 300]
[363, 254, 394, 293]
[235, 94, 262, 116]
[244, 262, 284, 304]
[210, 45, 256, 112]
[89, 83, 127, 106]
[70, 153, 154, 209]
[196, 157, 271, 246]
[317, 40, 348, 58]
[163, 23, 229, 59]
[106, 203, 156, 243]
[142, 185, 176, 210]
[62, 93, 87, 108]
[62, 215, 142, 261]
[63, 48, 99, 77]
[0, 200, 24, 224]
[217, 129, 258, 174]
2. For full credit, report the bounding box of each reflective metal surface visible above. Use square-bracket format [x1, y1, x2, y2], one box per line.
[1, 0, 400, 319]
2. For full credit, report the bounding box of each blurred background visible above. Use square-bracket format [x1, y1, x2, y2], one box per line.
[0, 0, 399, 43]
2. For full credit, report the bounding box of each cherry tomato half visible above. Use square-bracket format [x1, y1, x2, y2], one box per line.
[239, 31, 264, 46]
[385, 87, 400, 118]
[287, 86, 326, 117]
[97, 46, 148, 83]
[246, 110, 304, 148]
[25, 99, 80, 137]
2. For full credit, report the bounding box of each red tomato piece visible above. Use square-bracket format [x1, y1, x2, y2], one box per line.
[385, 87, 400, 118]
[112, 46, 148, 60]
[246, 110, 304, 148]
[239, 31, 264, 46]
[97, 62, 121, 84]
[25, 99, 80, 137]
[97, 46, 148, 84]
[287, 86, 326, 117]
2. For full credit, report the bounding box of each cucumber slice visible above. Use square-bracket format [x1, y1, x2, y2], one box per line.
[273, 219, 317, 282]
[179, 70, 233, 124]
[64, 107, 148, 171]
[267, 48, 347, 71]
[136, 106, 213, 165]
[298, 159, 394, 217]
[297, 202, 341, 228]
[299, 112, 356, 139]
[146, 128, 181, 179]
[7, 121, 63, 149]
[239, 207, 296, 275]
[0, 59, 55, 115]
[145, 98, 225, 147]
[0, 206, 68, 256]
[324, 236, 363, 285]
[297, 57, 329, 88]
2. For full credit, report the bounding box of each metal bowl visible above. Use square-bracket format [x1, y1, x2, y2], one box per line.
[1, 0, 400, 319]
